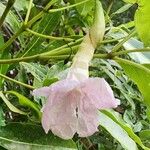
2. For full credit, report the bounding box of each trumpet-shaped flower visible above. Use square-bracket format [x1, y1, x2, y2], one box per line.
[33, 0, 120, 139]
[33, 77, 120, 139]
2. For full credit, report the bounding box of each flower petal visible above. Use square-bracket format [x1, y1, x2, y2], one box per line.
[33, 87, 51, 98]
[77, 93, 99, 137]
[50, 79, 79, 93]
[81, 78, 120, 109]
[42, 79, 79, 139]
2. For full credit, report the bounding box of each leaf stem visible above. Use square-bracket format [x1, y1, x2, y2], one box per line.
[24, 0, 33, 24]
[0, 53, 108, 64]
[111, 29, 136, 53]
[0, 0, 16, 28]
[27, 0, 58, 26]
[106, 0, 114, 16]
[100, 37, 124, 44]
[40, 38, 83, 56]
[0, 55, 71, 64]
[0, 26, 24, 52]
[0, 47, 150, 64]
[41, 45, 79, 56]
[0, 73, 35, 89]
[48, 0, 90, 13]
[113, 48, 150, 56]
[26, 28, 74, 41]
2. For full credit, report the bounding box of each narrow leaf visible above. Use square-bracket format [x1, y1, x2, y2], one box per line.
[6, 91, 41, 118]
[101, 109, 149, 149]
[0, 91, 26, 115]
[72, 0, 95, 17]
[115, 58, 150, 118]
[135, 0, 150, 46]
[99, 112, 138, 150]
[0, 107, 5, 126]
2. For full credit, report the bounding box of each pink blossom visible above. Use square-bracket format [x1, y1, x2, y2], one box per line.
[33, 0, 120, 139]
[33, 78, 120, 139]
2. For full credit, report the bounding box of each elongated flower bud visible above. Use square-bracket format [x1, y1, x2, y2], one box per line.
[89, 0, 105, 48]
[67, 0, 105, 81]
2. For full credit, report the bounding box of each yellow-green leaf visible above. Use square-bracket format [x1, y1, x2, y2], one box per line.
[115, 58, 150, 118]
[135, 0, 150, 46]
[0, 91, 26, 115]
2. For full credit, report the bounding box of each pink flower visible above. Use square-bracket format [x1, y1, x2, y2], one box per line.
[33, 0, 120, 139]
[33, 77, 120, 139]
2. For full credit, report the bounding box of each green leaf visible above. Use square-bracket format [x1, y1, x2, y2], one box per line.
[46, 61, 68, 80]
[0, 2, 24, 45]
[20, 12, 61, 56]
[6, 91, 41, 118]
[43, 78, 58, 86]
[109, 28, 150, 64]
[143, 64, 150, 70]
[0, 33, 10, 88]
[139, 130, 150, 140]
[101, 109, 149, 149]
[99, 112, 138, 150]
[0, 107, 5, 127]
[123, 38, 150, 64]
[134, 0, 150, 46]
[20, 62, 69, 88]
[0, 91, 26, 115]
[115, 58, 150, 117]
[20, 62, 47, 82]
[14, 0, 31, 11]
[20, 62, 49, 88]
[123, 0, 136, 3]
[0, 123, 77, 150]
[0, 33, 4, 49]
[0, 2, 21, 32]
[112, 4, 132, 16]
[71, 0, 95, 17]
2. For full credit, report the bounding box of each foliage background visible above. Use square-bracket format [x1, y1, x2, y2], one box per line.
[0, 0, 150, 150]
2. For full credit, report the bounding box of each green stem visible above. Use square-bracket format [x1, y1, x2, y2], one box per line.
[0, 27, 24, 52]
[111, 29, 136, 53]
[100, 37, 124, 44]
[0, 53, 108, 64]
[1, 46, 150, 64]
[0, 55, 39, 64]
[0, 54, 71, 64]
[26, 28, 74, 41]
[40, 55, 73, 60]
[27, 0, 58, 26]
[21, 36, 123, 58]
[41, 45, 79, 56]
[113, 48, 150, 56]
[40, 38, 83, 56]
[0, 0, 16, 28]
[48, 0, 90, 13]
[106, 0, 114, 16]
[24, 0, 33, 24]
[0, 73, 35, 89]
[94, 53, 111, 59]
